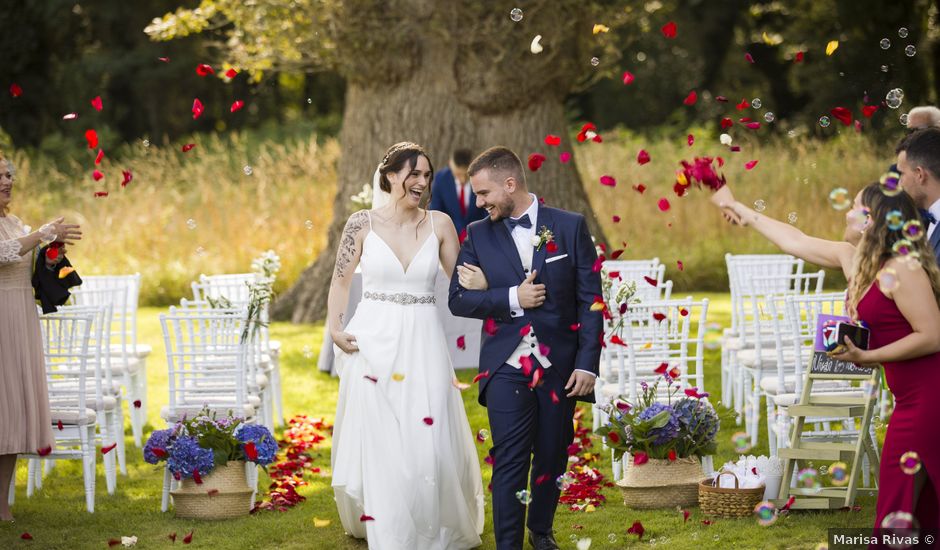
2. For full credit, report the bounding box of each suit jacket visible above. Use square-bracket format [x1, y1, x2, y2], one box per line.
[448, 203, 603, 405]
[429, 167, 487, 235]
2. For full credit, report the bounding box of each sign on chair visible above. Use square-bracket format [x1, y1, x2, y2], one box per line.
[774, 314, 880, 510]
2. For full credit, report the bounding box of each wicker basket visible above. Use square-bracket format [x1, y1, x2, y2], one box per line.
[698, 471, 766, 518]
[616, 457, 705, 509]
[171, 461, 254, 520]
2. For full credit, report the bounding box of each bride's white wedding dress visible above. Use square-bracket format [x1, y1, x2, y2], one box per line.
[331, 211, 485, 550]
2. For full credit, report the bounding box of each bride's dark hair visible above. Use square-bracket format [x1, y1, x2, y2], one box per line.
[378, 142, 435, 197]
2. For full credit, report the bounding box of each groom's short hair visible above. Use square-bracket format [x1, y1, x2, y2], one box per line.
[897, 127, 940, 180]
[468, 146, 525, 187]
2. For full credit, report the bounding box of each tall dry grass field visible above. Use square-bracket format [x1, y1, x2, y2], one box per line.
[8, 129, 891, 303]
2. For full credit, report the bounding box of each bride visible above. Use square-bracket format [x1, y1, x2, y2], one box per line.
[329, 142, 485, 549]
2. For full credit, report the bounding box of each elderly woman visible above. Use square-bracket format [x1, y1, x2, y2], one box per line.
[0, 151, 81, 521]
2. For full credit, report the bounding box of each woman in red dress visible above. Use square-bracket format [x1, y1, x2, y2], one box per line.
[715, 181, 940, 533]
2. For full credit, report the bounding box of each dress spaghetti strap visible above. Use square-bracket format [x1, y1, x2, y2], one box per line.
[428, 209, 435, 233]
[366, 210, 373, 231]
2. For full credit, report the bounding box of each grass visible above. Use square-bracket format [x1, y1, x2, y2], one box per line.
[2, 295, 878, 549]
[6, 128, 892, 303]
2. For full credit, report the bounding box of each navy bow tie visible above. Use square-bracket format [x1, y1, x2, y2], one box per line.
[921, 209, 937, 225]
[506, 214, 532, 230]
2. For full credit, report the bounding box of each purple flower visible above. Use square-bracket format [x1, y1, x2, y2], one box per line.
[235, 423, 278, 465]
[167, 435, 215, 479]
[143, 429, 173, 464]
[638, 402, 680, 447]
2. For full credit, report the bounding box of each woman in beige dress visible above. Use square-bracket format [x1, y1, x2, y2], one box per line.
[0, 151, 81, 521]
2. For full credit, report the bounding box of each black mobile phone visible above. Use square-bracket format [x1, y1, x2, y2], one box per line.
[836, 322, 870, 351]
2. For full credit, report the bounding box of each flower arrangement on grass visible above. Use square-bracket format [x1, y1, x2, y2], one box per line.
[143, 410, 277, 481]
[597, 374, 719, 463]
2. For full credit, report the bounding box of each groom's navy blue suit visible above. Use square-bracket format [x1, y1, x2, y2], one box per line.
[449, 201, 603, 549]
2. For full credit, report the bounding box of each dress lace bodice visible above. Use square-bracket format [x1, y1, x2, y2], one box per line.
[0, 216, 32, 291]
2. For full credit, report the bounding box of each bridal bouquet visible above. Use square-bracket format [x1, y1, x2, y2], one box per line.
[143, 411, 277, 481]
[597, 376, 719, 461]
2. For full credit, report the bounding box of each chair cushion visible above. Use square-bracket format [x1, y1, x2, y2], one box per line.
[759, 375, 850, 395]
[737, 348, 811, 368]
[110, 356, 144, 376]
[50, 408, 98, 425]
[50, 395, 118, 411]
[161, 404, 255, 422]
[109, 343, 152, 359]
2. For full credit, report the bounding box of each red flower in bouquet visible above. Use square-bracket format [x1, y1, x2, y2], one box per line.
[678, 156, 726, 192]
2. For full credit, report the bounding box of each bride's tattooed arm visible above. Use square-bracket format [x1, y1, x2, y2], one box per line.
[327, 211, 368, 351]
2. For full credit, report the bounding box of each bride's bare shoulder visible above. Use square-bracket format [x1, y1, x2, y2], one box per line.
[342, 210, 371, 237]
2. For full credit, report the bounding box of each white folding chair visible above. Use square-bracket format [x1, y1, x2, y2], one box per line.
[18, 312, 98, 513]
[75, 274, 150, 447]
[159, 306, 258, 512]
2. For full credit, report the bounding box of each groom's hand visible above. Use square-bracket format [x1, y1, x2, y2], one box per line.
[518, 270, 546, 309]
[565, 370, 595, 398]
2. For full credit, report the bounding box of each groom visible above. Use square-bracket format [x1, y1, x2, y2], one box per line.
[448, 146, 603, 550]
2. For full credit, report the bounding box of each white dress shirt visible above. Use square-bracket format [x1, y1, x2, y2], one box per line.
[927, 197, 940, 239]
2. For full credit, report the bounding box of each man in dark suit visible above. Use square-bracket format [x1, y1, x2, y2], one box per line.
[429, 148, 487, 240]
[448, 147, 603, 550]
[896, 128, 940, 261]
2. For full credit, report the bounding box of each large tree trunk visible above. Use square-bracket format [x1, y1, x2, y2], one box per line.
[272, 2, 607, 322]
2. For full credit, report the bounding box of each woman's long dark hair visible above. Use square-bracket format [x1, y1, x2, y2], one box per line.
[377, 142, 435, 238]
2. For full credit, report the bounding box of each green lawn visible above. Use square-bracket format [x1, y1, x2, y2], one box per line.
[2, 294, 875, 549]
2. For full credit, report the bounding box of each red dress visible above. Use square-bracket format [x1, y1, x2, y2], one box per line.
[857, 282, 940, 531]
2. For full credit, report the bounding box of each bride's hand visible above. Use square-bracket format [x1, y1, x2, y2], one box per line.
[457, 263, 488, 290]
[332, 331, 359, 354]
[452, 377, 471, 391]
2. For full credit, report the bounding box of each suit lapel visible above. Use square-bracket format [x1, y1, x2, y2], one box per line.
[492, 220, 526, 280]
[931, 225, 940, 261]
[531, 204, 554, 277]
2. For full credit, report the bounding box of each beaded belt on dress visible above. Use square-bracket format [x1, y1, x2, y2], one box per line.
[362, 290, 436, 305]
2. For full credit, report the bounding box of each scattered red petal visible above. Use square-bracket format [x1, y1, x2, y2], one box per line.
[576, 122, 600, 143]
[652, 312, 667, 322]
[527, 153, 546, 172]
[108, 538, 121, 547]
[745, 160, 759, 170]
[183, 530, 194, 544]
[559, 152, 571, 163]
[745, 52, 754, 64]
[101, 442, 117, 455]
[46, 247, 59, 261]
[781, 495, 796, 511]
[570, 323, 581, 331]
[535, 474, 551, 485]
[636, 149, 650, 165]
[661, 21, 677, 39]
[627, 520, 645, 539]
[230, 100, 245, 113]
[855, 120, 862, 133]
[794, 51, 804, 63]
[95, 149, 104, 165]
[677, 260, 684, 271]
[682, 509, 691, 522]
[57, 420, 63, 430]
[360, 514, 375, 521]
[550, 390, 560, 404]
[730, 145, 741, 152]
[192, 98, 204, 119]
[225, 68, 238, 79]
[715, 96, 728, 103]
[611, 249, 625, 259]
[92, 169, 104, 181]
[599, 175, 616, 187]
[830, 107, 853, 126]
[181, 143, 196, 152]
[720, 117, 733, 129]
[622, 71, 635, 85]
[207, 488, 219, 496]
[245, 441, 258, 461]
[544, 134, 561, 146]
[121, 170, 133, 188]
[90, 96, 103, 112]
[657, 198, 670, 211]
[192, 469, 203, 484]
[633, 452, 649, 465]
[612, 215, 621, 222]
[10, 83, 23, 98]
[687, 134, 694, 146]
[679, 307, 689, 316]
[668, 448, 677, 461]
[546, 241, 558, 253]
[20, 532, 33, 540]
[85, 129, 98, 149]
[702, 519, 713, 526]
[745, 122, 761, 130]
[422, 417, 434, 426]
[519, 355, 533, 376]
[472, 371, 489, 384]
[456, 335, 466, 350]
[592, 257, 604, 272]
[63, 113, 78, 120]
[539, 343, 551, 357]
[643, 276, 657, 286]
[195, 64, 214, 76]
[610, 335, 627, 346]
[607, 431, 620, 443]
[683, 90, 697, 106]
[528, 367, 543, 389]
[862, 105, 879, 118]
[152, 448, 167, 458]
[484, 317, 498, 336]
[633, 183, 646, 194]
[736, 98, 749, 110]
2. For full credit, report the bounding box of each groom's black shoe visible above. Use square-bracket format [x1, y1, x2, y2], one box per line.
[528, 530, 560, 550]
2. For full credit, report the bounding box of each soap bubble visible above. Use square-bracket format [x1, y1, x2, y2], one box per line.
[829, 462, 849, 486]
[754, 501, 778, 526]
[828, 188, 851, 210]
[899, 27, 909, 38]
[819, 116, 831, 127]
[878, 267, 900, 292]
[751, 98, 762, 109]
[788, 212, 798, 224]
[306, 98, 312, 104]
[195, 246, 206, 257]
[556, 472, 574, 490]
[302, 345, 313, 359]
[515, 489, 532, 504]
[880, 172, 903, 196]
[764, 112, 775, 123]
[900, 451, 922, 475]
[477, 429, 490, 442]
[142, 139, 150, 147]
[732, 431, 752, 452]
[607, 533, 618, 543]
[304, 220, 314, 230]
[798, 468, 822, 491]
[900, 113, 909, 126]
[509, 8, 523, 22]
[905, 45, 917, 57]
[847, 207, 870, 232]
[243, 165, 253, 176]
[881, 64, 890, 72]
[590, 57, 600, 67]
[186, 219, 197, 230]
[902, 219, 925, 241]
[881, 510, 917, 531]
[754, 200, 766, 212]
[880, 38, 892, 49]
[885, 209, 905, 230]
